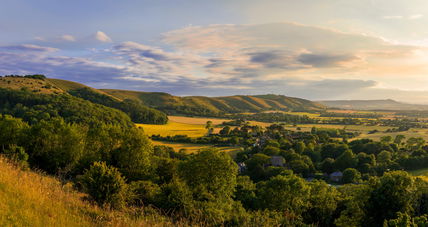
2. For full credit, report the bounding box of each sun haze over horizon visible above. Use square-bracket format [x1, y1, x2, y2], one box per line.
[2, 0, 428, 103]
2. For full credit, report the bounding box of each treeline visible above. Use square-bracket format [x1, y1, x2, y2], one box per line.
[69, 88, 167, 124]
[319, 112, 383, 118]
[1, 74, 46, 80]
[229, 112, 316, 124]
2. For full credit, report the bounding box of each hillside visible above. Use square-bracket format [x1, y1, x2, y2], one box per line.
[319, 99, 428, 111]
[0, 76, 168, 124]
[0, 157, 180, 227]
[102, 89, 326, 116]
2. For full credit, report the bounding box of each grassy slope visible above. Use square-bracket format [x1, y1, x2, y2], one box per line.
[101, 89, 326, 114]
[0, 77, 64, 94]
[0, 157, 184, 227]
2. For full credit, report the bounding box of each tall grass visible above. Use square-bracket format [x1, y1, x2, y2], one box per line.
[0, 157, 192, 227]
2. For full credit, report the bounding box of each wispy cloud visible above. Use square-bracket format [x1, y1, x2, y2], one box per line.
[383, 14, 424, 20]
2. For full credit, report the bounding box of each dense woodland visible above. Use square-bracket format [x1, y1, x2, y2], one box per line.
[3, 76, 428, 226]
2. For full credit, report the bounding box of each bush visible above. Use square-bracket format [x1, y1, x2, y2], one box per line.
[129, 180, 161, 206]
[78, 162, 128, 208]
[3, 144, 29, 169]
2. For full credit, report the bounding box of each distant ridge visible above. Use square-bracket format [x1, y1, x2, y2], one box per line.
[319, 99, 428, 111]
[101, 89, 326, 116]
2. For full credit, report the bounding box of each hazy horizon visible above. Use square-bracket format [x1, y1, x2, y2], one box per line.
[2, 0, 428, 103]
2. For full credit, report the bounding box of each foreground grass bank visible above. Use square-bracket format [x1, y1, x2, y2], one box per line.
[0, 158, 188, 227]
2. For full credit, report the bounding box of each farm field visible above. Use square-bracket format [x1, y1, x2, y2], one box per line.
[138, 116, 271, 138]
[358, 128, 428, 141]
[151, 140, 243, 155]
[139, 115, 428, 143]
[137, 121, 210, 138]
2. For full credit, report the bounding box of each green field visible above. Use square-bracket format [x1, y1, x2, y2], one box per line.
[152, 140, 242, 155]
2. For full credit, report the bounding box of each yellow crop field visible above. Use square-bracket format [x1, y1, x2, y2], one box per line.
[168, 116, 229, 125]
[138, 116, 271, 138]
[137, 121, 209, 137]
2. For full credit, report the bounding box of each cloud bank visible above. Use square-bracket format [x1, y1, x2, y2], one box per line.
[1, 23, 428, 102]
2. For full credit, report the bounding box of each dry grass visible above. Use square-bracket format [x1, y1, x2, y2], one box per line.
[0, 157, 190, 227]
[0, 77, 64, 94]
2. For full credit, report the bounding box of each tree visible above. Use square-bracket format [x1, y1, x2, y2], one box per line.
[377, 150, 392, 164]
[178, 149, 238, 201]
[304, 180, 340, 226]
[262, 146, 280, 156]
[78, 162, 128, 208]
[234, 176, 257, 209]
[25, 118, 85, 174]
[394, 135, 406, 145]
[381, 136, 393, 143]
[256, 174, 310, 220]
[205, 121, 214, 135]
[365, 171, 417, 226]
[0, 114, 28, 151]
[245, 153, 271, 181]
[406, 137, 425, 150]
[219, 126, 231, 135]
[334, 150, 357, 171]
[112, 127, 154, 181]
[321, 158, 336, 174]
[342, 168, 361, 184]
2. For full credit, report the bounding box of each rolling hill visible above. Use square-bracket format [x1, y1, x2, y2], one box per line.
[319, 99, 428, 111]
[102, 89, 326, 116]
[0, 75, 326, 118]
[0, 76, 168, 124]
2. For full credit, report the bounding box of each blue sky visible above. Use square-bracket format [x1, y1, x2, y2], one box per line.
[2, 0, 428, 102]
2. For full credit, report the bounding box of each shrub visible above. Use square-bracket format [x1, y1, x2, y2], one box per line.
[3, 144, 29, 169]
[129, 180, 161, 206]
[78, 162, 128, 208]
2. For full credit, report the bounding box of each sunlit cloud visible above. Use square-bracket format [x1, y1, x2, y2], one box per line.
[2, 23, 428, 102]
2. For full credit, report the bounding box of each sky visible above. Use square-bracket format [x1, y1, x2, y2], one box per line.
[2, 0, 428, 103]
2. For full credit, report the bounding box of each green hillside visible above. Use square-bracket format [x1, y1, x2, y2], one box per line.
[102, 89, 326, 116]
[0, 76, 167, 124]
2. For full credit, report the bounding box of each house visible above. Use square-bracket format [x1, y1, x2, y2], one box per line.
[237, 162, 247, 173]
[329, 171, 343, 182]
[270, 156, 285, 167]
